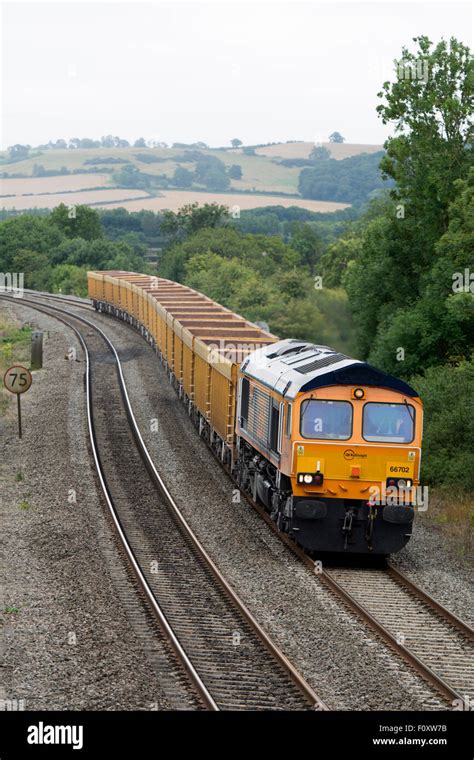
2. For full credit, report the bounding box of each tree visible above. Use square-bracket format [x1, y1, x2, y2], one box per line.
[101, 135, 115, 148]
[51, 264, 88, 296]
[160, 203, 230, 241]
[319, 234, 362, 287]
[329, 132, 345, 143]
[194, 155, 230, 190]
[374, 168, 474, 372]
[11, 249, 53, 291]
[172, 167, 194, 188]
[32, 164, 46, 177]
[50, 204, 104, 241]
[159, 225, 301, 283]
[231, 138, 243, 148]
[7, 144, 30, 161]
[0, 215, 64, 271]
[228, 164, 243, 180]
[410, 359, 474, 490]
[344, 37, 474, 377]
[299, 151, 388, 205]
[78, 138, 101, 148]
[309, 145, 330, 162]
[206, 168, 230, 190]
[112, 164, 150, 190]
[289, 222, 324, 275]
[377, 36, 473, 241]
[134, 137, 147, 148]
[264, 288, 355, 354]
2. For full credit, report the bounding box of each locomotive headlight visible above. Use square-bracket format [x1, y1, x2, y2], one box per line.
[398, 479, 407, 488]
[303, 474, 313, 484]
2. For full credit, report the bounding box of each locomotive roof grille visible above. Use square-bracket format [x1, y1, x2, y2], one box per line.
[267, 341, 312, 358]
[294, 352, 349, 374]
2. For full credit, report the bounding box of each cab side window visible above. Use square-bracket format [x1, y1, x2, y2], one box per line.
[240, 378, 250, 428]
[270, 401, 280, 453]
[285, 403, 292, 437]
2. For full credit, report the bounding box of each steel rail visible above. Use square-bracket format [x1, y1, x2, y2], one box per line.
[22, 289, 93, 309]
[319, 568, 466, 705]
[1, 294, 218, 710]
[232, 483, 470, 706]
[386, 563, 474, 640]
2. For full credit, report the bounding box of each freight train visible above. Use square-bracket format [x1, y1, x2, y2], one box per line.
[88, 271, 423, 556]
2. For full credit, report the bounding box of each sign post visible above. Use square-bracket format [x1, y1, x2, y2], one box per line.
[3, 365, 33, 438]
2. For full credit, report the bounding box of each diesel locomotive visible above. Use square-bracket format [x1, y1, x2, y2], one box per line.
[88, 270, 423, 556]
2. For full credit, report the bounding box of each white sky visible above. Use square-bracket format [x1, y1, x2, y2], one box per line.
[1, 0, 472, 149]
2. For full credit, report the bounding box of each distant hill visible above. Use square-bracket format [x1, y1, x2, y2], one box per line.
[0, 140, 386, 213]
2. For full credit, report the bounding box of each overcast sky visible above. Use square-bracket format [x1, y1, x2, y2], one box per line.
[1, 1, 472, 149]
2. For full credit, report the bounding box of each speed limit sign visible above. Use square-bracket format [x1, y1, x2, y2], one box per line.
[3, 365, 32, 438]
[4, 365, 32, 394]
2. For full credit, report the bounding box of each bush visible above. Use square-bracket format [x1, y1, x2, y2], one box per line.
[277, 158, 315, 167]
[134, 153, 166, 164]
[84, 157, 128, 165]
[228, 164, 243, 179]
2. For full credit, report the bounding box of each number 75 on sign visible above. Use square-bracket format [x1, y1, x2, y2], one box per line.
[3, 365, 33, 438]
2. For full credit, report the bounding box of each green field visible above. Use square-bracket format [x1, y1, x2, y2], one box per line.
[0, 142, 380, 197]
[0, 146, 300, 194]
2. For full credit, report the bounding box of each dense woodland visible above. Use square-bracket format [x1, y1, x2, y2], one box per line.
[0, 37, 472, 498]
[298, 150, 391, 206]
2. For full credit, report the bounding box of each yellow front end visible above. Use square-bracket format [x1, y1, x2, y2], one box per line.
[290, 385, 422, 505]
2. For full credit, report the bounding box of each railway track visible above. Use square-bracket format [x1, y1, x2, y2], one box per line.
[237, 491, 473, 708]
[1, 294, 325, 711]
[7, 291, 473, 710]
[22, 289, 93, 310]
[320, 564, 473, 706]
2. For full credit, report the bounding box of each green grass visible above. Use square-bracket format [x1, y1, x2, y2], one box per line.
[426, 489, 473, 561]
[3, 605, 19, 614]
[0, 319, 32, 410]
